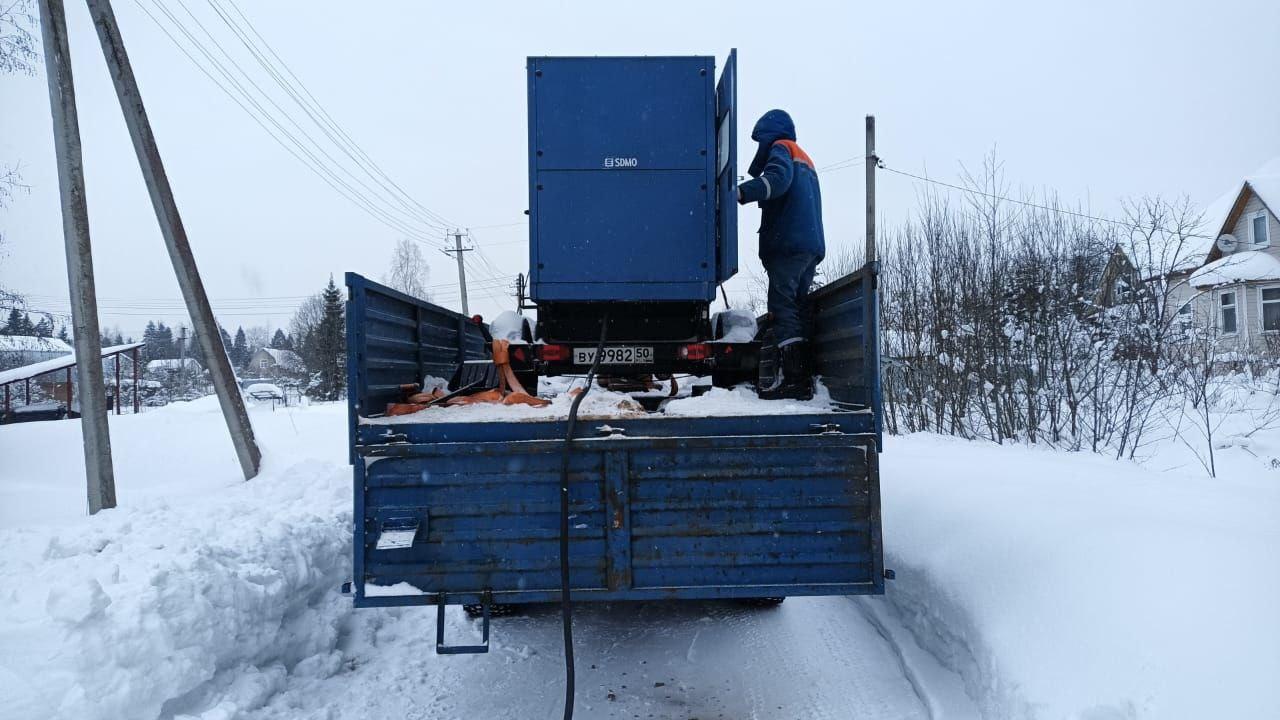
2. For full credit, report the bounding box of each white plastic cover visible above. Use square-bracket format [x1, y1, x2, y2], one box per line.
[712, 309, 758, 343]
[490, 310, 530, 343]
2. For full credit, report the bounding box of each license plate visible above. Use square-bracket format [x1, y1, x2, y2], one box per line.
[573, 346, 654, 365]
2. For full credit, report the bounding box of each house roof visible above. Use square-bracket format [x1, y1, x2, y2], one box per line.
[1188, 250, 1280, 288]
[259, 348, 303, 369]
[147, 358, 202, 371]
[0, 335, 74, 354]
[0, 342, 144, 386]
[1201, 157, 1280, 262]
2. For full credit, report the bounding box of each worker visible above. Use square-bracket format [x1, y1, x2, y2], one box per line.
[737, 109, 825, 400]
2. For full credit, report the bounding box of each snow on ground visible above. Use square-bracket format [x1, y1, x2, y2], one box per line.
[0, 397, 943, 720]
[2, 393, 1276, 719]
[881, 433, 1280, 720]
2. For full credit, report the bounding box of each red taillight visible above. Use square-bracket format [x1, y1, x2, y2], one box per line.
[512, 347, 526, 362]
[679, 343, 711, 361]
[539, 344, 570, 362]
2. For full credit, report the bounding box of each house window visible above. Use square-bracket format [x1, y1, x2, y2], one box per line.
[260, 359, 270, 370]
[1254, 213, 1270, 247]
[1220, 291, 1237, 334]
[1262, 287, 1280, 332]
[1176, 301, 1193, 326]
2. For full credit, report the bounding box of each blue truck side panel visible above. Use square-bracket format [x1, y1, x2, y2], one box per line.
[527, 56, 729, 303]
[345, 268, 883, 608]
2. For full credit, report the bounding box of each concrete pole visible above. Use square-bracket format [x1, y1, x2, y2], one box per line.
[865, 115, 876, 265]
[38, 0, 117, 514]
[85, 0, 260, 478]
[453, 230, 470, 316]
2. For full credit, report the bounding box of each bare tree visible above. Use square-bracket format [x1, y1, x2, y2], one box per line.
[1, 1, 37, 307]
[383, 238, 431, 300]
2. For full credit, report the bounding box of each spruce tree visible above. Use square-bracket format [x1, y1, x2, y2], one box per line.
[232, 327, 248, 368]
[270, 328, 289, 350]
[310, 277, 346, 400]
[2, 308, 24, 335]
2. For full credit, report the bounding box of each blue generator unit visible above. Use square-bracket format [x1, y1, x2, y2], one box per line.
[525, 52, 755, 386]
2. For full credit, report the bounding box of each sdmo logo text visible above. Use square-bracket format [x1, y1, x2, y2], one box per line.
[603, 157, 638, 168]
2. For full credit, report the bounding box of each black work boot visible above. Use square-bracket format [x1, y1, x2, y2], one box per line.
[759, 341, 814, 401]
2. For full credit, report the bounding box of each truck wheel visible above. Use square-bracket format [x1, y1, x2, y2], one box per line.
[712, 370, 755, 389]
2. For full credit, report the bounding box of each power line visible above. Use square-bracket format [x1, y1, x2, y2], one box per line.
[879, 163, 1216, 240]
[131, 0, 447, 245]
[204, 0, 455, 232]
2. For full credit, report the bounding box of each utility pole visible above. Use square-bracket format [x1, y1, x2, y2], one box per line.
[86, 0, 261, 480]
[446, 229, 471, 315]
[178, 325, 187, 396]
[38, 0, 116, 514]
[865, 115, 876, 264]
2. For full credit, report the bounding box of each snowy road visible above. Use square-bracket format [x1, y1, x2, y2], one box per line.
[247, 596, 931, 720]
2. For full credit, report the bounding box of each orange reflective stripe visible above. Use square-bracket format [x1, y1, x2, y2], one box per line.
[774, 139, 815, 168]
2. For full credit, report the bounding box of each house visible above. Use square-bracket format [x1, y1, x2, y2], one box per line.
[245, 347, 305, 380]
[1177, 158, 1280, 352]
[146, 358, 203, 378]
[0, 335, 72, 371]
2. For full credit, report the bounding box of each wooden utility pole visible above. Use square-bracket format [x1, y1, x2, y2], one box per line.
[865, 115, 876, 264]
[38, 0, 117, 514]
[85, 0, 261, 479]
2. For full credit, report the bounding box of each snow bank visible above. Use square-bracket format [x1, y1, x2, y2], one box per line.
[880, 433, 1280, 720]
[0, 399, 354, 719]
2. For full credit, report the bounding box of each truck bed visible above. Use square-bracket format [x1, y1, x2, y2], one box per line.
[345, 267, 882, 608]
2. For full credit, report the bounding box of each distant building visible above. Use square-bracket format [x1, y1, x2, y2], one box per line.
[1178, 159, 1280, 352]
[0, 335, 73, 371]
[246, 348, 305, 380]
[146, 358, 203, 377]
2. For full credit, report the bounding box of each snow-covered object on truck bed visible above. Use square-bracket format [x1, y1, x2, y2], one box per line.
[711, 308, 758, 343]
[1188, 250, 1280, 288]
[489, 310, 531, 343]
[363, 378, 838, 424]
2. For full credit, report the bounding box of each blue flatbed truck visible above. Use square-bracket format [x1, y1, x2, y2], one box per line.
[344, 52, 884, 655]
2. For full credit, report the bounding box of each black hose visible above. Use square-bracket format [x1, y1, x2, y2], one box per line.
[559, 313, 609, 720]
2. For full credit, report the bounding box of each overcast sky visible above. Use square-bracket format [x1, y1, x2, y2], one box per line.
[2, 0, 1278, 339]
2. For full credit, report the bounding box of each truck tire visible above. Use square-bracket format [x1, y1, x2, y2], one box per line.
[712, 370, 756, 389]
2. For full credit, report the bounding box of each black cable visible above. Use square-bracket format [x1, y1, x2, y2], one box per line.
[558, 313, 609, 720]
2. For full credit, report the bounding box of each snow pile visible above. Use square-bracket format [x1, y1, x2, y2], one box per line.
[879, 433, 1280, 720]
[0, 399, 354, 720]
[1188, 249, 1280, 287]
[663, 380, 838, 416]
[711, 309, 758, 343]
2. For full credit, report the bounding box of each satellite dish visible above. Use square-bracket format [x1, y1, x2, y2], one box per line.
[1217, 233, 1239, 253]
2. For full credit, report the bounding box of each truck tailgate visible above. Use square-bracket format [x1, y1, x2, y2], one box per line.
[354, 420, 881, 606]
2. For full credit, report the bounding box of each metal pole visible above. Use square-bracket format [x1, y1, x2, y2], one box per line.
[39, 0, 117, 514]
[132, 346, 139, 413]
[25, 378, 31, 403]
[86, 0, 260, 479]
[452, 230, 470, 316]
[114, 353, 121, 414]
[865, 115, 876, 265]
